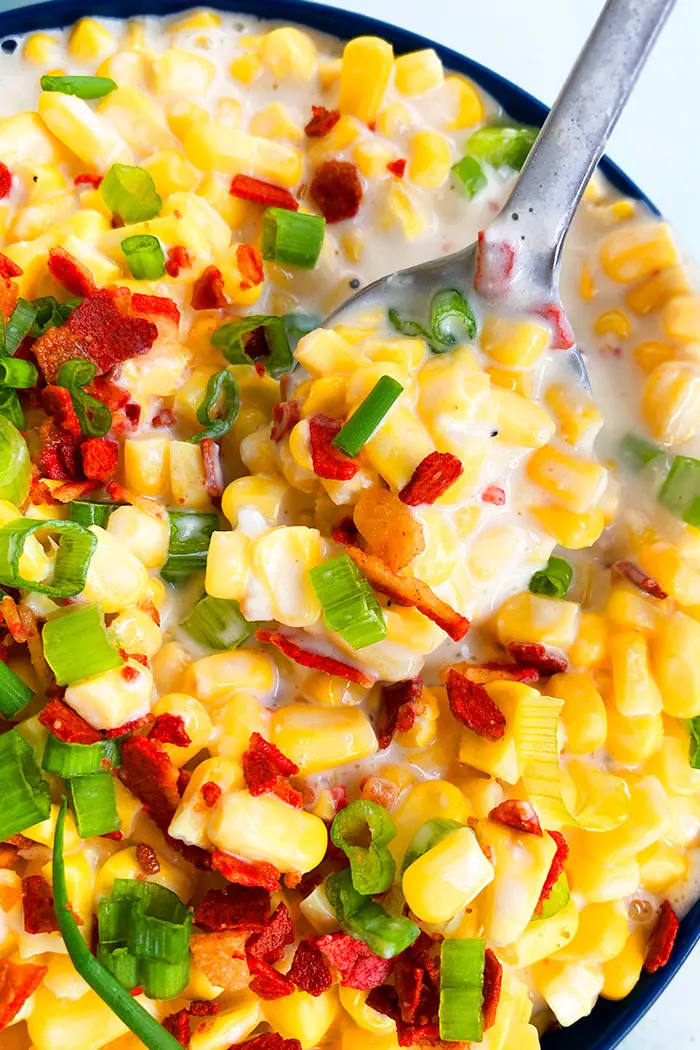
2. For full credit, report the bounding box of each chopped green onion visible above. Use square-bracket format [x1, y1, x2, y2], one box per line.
[187, 369, 239, 444]
[97, 944, 140, 990]
[52, 800, 186, 1048]
[99, 896, 134, 945]
[43, 735, 120, 778]
[452, 155, 487, 198]
[261, 207, 325, 269]
[332, 376, 403, 458]
[68, 771, 119, 838]
[161, 511, 219, 585]
[2, 299, 37, 355]
[618, 433, 666, 473]
[310, 554, 386, 649]
[388, 307, 436, 347]
[139, 958, 190, 1001]
[0, 389, 25, 429]
[283, 312, 321, 349]
[658, 455, 700, 526]
[401, 817, 464, 873]
[430, 288, 477, 344]
[101, 164, 162, 225]
[0, 730, 50, 839]
[121, 235, 166, 280]
[0, 417, 31, 506]
[326, 868, 419, 959]
[331, 800, 396, 894]
[0, 357, 38, 389]
[182, 595, 254, 651]
[689, 717, 700, 770]
[57, 358, 112, 438]
[30, 296, 81, 339]
[41, 74, 117, 99]
[466, 123, 538, 171]
[42, 604, 123, 685]
[529, 556, 573, 599]
[68, 500, 117, 529]
[0, 661, 34, 719]
[439, 939, 486, 1042]
[128, 894, 191, 963]
[531, 871, 570, 922]
[0, 519, 96, 597]
[211, 315, 293, 378]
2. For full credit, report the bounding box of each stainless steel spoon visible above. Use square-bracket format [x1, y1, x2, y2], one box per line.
[326, 0, 676, 388]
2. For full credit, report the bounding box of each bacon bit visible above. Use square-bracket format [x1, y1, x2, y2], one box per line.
[38, 425, 82, 481]
[41, 385, 81, 436]
[360, 776, 400, 811]
[536, 303, 575, 350]
[39, 698, 102, 745]
[163, 1008, 190, 1047]
[236, 243, 264, 289]
[74, 173, 103, 188]
[190, 931, 250, 992]
[121, 664, 139, 683]
[139, 599, 161, 627]
[399, 452, 463, 506]
[52, 480, 101, 503]
[0, 596, 26, 644]
[377, 676, 424, 750]
[304, 105, 341, 138]
[229, 174, 300, 212]
[135, 842, 160, 875]
[29, 476, 56, 507]
[247, 902, 295, 963]
[308, 414, 359, 480]
[194, 885, 271, 933]
[149, 713, 192, 748]
[88, 375, 130, 412]
[271, 400, 301, 442]
[0, 959, 47, 1031]
[534, 831, 570, 917]
[482, 485, 506, 505]
[474, 230, 516, 299]
[201, 438, 224, 501]
[366, 987, 444, 1047]
[47, 246, 96, 298]
[317, 932, 394, 989]
[247, 955, 295, 1000]
[489, 800, 542, 836]
[123, 402, 141, 428]
[100, 830, 124, 841]
[0, 277, 18, 325]
[288, 938, 333, 997]
[386, 158, 407, 179]
[151, 409, 175, 429]
[18, 604, 51, 691]
[191, 265, 227, 311]
[165, 245, 192, 278]
[105, 482, 168, 522]
[482, 949, 502, 1031]
[81, 437, 118, 482]
[612, 560, 668, 600]
[341, 543, 470, 642]
[506, 641, 567, 676]
[104, 712, 155, 739]
[211, 850, 281, 893]
[119, 736, 181, 831]
[131, 292, 181, 327]
[22, 875, 59, 934]
[242, 731, 302, 808]
[354, 486, 425, 573]
[0, 164, 12, 199]
[644, 899, 679, 974]
[256, 629, 375, 688]
[189, 1001, 220, 1017]
[310, 160, 363, 223]
[0, 845, 19, 870]
[446, 669, 506, 742]
[201, 782, 222, 808]
[231, 1035, 301, 1050]
[442, 661, 539, 686]
[0, 253, 21, 279]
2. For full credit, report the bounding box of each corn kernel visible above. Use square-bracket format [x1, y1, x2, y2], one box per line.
[638, 840, 687, 892]
[580, 262, 597, 300]
[24, 32, 60, 65]
[352, 139, 396, 179]
[106, 504, 169, 569]
[601, 927, 646, 1001]
[403, 826, 493, 923]
[69, 18, 115, 62]
[230, 53, 262, 84]
[318, 57, 342, 90]
[407, 129, 452, 188]
[339, 36, 393, 123]
[527, 445, 607, 513]
[662, 292, 700, 343]
[651, 609, 700, 717]
[533, 959, 603, 1029]
[643, 360, 700, 444]
[37, 93, 129, 168]
[143, 149, 198, 196]
[124, 437, 170, 498]
[500, 898, 579, 970]
[183, 650, 276, 706]
[185, 122, 302, 186]
[458, 682, 529, 785]
[493, 386, 556, 447]
[633, 339, 675, 373]
[29, 987, 128, 1050]
[609, 630, 662, 718]
[208, 790, 327, 873]
[271, 704, 376, 773]
[600, 222, 679, 283]
[0, 112, 62, 169]
[496, 591, 580, 648]
[166, 98, 209, 140]
[98, 87, 176, 155]
[249, 102, 302, 142]
[549, 670, 607, 754]
[442, 75, 484, 130]
[339, 987, 395, 1034]
[153, 48, 215, 95]
[109, 607, 162, 659]
[263, 988, 338, 1050]
[66, 658, 153, 732]
[81, 526, 149, 613]
[394, 49, 443, 96]
[594, 309, 632, 340]
[480, 819, 557, 947]
[259, 27, 317, 80]
[151, 640, 191, 695]
[190, 994, 261, 1050]
[626, 264, 689, 315]
[383, 181, 426, 240]
[638, 539, 700, 609]
[210, 692, 270, 761]
[481, 317, 550, 367]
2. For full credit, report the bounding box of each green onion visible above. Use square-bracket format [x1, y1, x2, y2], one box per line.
[283, 312, 321, 349]
[0, 730, 50, 839]
[99, 897, 134, 945]
[332, 376, 403, 458]
[121, 235, 166, 280]
[326, 868, 419, 959]
[261, 207, 325, 269]
[101, 164, 162, 225]
[0, 357, 38, 389]
[211, 315, 293, 378]
[128, 897, 191, 963]
[452, 155, 487, 198]
[531, 871, 570, 922]
[139, 958, 190, 1001]
[68, 500, 117, 528]
[161, 511, 219, 585]
[43, 735, 121, 778]
[618, 433, 666, 473]
[2, 299, 37, 355]
[439, 939, 486, 1042]
[309, 554, 386, 649]
[658, 455, 700, 526]
[182, 595, 254, 651]
[52, 800, 186, 1048]
[331, 800, 396, 894]
[466, 123, 538, 171]
[0, 661, 34, 719]
[30, 296, 81, 339]
[0, 519, 96, 597]
[42, 604, 123, 685]
[0, 389, 25, 429]
[430, 288, 477, 344]
[529, 556, 573, 599]
[401, 817, 464, 873]
[97, 944, 140, 990]
[689, 718, 700, 770]
[187, 369, 239, 444]
[68, 771, 119, 838]
[388, 307, 436, 347]
[41, 74, 117, 99]
[57, 359, 112, 438]
[0, 417, 31, 506]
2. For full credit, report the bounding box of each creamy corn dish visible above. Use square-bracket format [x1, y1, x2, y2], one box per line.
[0, 10, 697, 1050]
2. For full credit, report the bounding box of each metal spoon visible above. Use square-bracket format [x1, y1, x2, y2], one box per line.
[326, 0, 676, 388]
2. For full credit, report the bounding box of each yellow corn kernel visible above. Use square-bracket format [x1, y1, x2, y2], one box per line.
[208, 789, 327, 873]
[339, 36, 393, 123]
[183, 650, 276, 706]
[496, 591, 580, 648]
[66, 657, 152, 732]
[169, 756, 241, 847]
[569, 612, 607, 668]
[38, 92, 129, 168]
[169, 441, 210, 510]
[458, 682, 530, 785]
[601, 927, 646, 1001]
[527, 445, 607, 513]
[69, 18, 115, 61]
[318, 56, 342, 90]
[124, 437, 170, 498]
[230, 53, 262, 84]
[190, 994, 262, 1050]
[153, 48, 215, 95]
[643, 360, 700, 444]
[600, 222, 679, 283]
[339, 988, 395, 1034]
[549, 670, 607, 754]
[352, 139, 396, 179]
[605, 586, 666, 632]
[296, 329, 364, 377]
[587, 777, 670, 867]
[480, 819, 558, 947]
[106, 504, 169, 569]
[500, 898, 580, 970]
[253, 525, 324, 626]
[259, 27, 316, 79]
[403, 826, 493, 924]
[543, 383, 603, 445]
[609, 630, 662, 718]
[646, 735, 700, 796]
[481, 317, 550, 367]
[172, 9, 221, 31]
[382, 181, 426, 240]
[26, 803, 81, 853]
[442, 74, 484, 130]
[662, 292, 700, 343]
[568, 831, 640, 903]
[29, 987, 129, 1050]
[210, 691, 270, 761]
[97, 48, 150, 88]
[533, 959, 604, 1029]
[163, 191, 231, 254]
[81, 526, 149, 613]
[308, 115, 363, 164]
[212, 97, 242, 129]
[185, 122, 302, 186]
[394, 49, 443, 96]
[389, 779, 470, 864]
[152, 692, 212, 768]
[626, 264, 689, 315]
[651, 609, 700, 717]
[299, 376, 348, 420]
[263, 988, 338, 1050]
[409, 509, 459, 586]
[24, 32, 60, 65]
[492, 386, 556, 447]
[109, 607, 162, 659]
[632, 339, 674, 373]
[638, 540, 700, 610]
[594, 309, 632, 340]
[373, 103, 411, 139]
[271, 704, 377, 773]
[363, 337, 426, 369]
[638, 840, 687, 892]
[0, 111, 63, 169]
[250, 102, 302, 142]
[222, 475, 289, 529]
[467, 525, 520, 581]
[142, 149, 198, 197]
[98, 87, 176, 154]
[166, 98, 209, 141]
[9, 190, 74, 241]
[567, 761, 630, 831]
[580, 262, 597, 301]
[151, 640, 191, 696]
[407, 129, 451, 188]
[204, 531, 251, 601]
[605, 704, 663, 765]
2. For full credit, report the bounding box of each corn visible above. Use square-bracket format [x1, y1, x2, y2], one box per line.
[599, 222, 679, 283]
[190, 993, 261, 1050]
[533, 959, 603, 1028]
[25, 804, 81, 856]
[650, 610, 700, 717]
[642, 359, 700, 444]
[496, 591, 580, 648]
[442, 74, 485, 129]
[210, 691, 270, 761]
[153, 47, 215, 95]
[409, 509, 459, 586]
[98, 87, 176, 156]
[339, 37, 393, 123]
[172, 10, 221, 30]
[169, 756, 241, 847]
[373, 102, 411, 138]
[500, 898, 580, 969]
[167, 441, 209, 509]
[557, 899, 628, 964]
[69, 18, 115, 61]
[167, 98, 209, 140]
[250, 102, 302, 142]
[300, 672, 367, 708]
[114, 778, 142, 838]
[263, 988, 338, 1050]
[543, 383, 603, 445]
[109, 608, 162, 659]
[548, 670, 607, 753]
[150, 640, 190, 696]
[605, 703, 663, 765]
[594, 309, 632, 340]
[142, 149, 198, 197]
[646, 735, 700, 796]
[123, 437, 170, 498]
[605, 586, 666, 632]
[588, 777, 670, 866]
[527, 444, 607, 514]
[638, 840, 687, 892]
[601, 927, 646, 1001]
[567, 761, 630, 832]
[208, 789, 327, 873]
[164, 192, 232, 255]
[307, 115, 363, 165]
[24, 32, 61, 65]
[467, 525, 521, 582]
[363, 404, 435, 490]
[626, 264, 689, 315]
[481, 317, 550, 367]
[183, 649, 277, 706]
[382, 181, 426, 240]
[271, 703, 377, 773]
[389, 779, 471, 866]
[185, 122, 302, 186]
[393, 48, 443, 96]
[458, 682, 530, 784]
[567, 831, 639, 903]
[532, 504, 605, 550]
[405, 129, 451, 187]
[295, 329, 363, 377]
[609, 630, 662, 718]
[339, 987, 396, 1034]
[43, 954, 89, 1001]
[492, 387, 556, 447]
[632, 339, 674, 373]
[105, 504, 169, 569]
[662, 292, 700, 343]
[38, 92, 129, 168]
[65, 658, 153, 732]
[479, 819, 558, 946]
[403, 825, 493, 923]
[29, 986, 128, 1050]
[221, 475, 289, 529]
[213, 97, 243, 129]
[97, 48, 151, 88]
[0, 112, 63, 169]
[580, 262, 597, 300]
[229, 53, 262, 83]
[352, 139, 396, 179]
[638, 539, 700, 610]
[81, 524, 150, 612]
[488, 364, 534, 396]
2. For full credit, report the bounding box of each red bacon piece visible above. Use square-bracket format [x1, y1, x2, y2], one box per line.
[377, 675, 424, 750]
[236, 244, 264, 289]
[534, 831, 570, 917]
[247, 902, 295, 963]
[0, 253, 21, 279]
[194, 885, 270, 933]
[191, 266, 227, 310]
[310, 160, 363, 223]
[489, 800, 542, 836]
[644, 899, 679, 974]
[612, 560, 668, 600]
[230, 174, 299, 212]
[119, 736, 181, 831]
[304, 106, 341, 138]
[506, 641, 567, 676]
[288, 938, 333, 997]
[149, 713, 192, 748]
[536, 302, 575, 350]
[37, 422, 84, 481]
[88, 375, 130, 412]
[135, 843, 160, 875]
[0, 164, 12, 199]
[399, 452, 463, 506]
[165, 245, 192, 278]
[41, 385, 81, 436]
[39, 698, 102, 745]
[482, 949, 502, 1031]
[446, 669, 506, 741]
[386, 159, 407, 179]
[482, 485, 506, 505]
[189, 1001, 220, 1016]
[474, 230, 516, 299]
[163, 1008, 190, 1046]
[47, 247, 96, 298]
[231, 1035, 301, 1050]
[201, 438, 224, 501]
[0, 277, 18, 324]
[81, 437, 118, 482]
[271, 400, 301, 442]
[256, 628, 375, 688]
[74, 173, 103, 188]
[247, 955, 295, 1000]
[103, 713, 155, 739]
[22, 875, 59, 934]
[53, 480, 102, 503]
[317, 932, 394, 990]
[132, 293, 181, 327]
[308, 414, 359, 481]
[0, 959, 47, 1031]
[242, 732, 302, 807]
[443, 661, 539, 686]
[211, 850, 281, 893]
[201, 781, 222, 808]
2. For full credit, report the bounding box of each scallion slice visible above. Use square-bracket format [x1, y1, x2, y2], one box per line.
[41, 74, 117, 99]
[0, 389, 25, 429]
[430, 288, 477, 344]
[529, 556, 573, 599]
[182, 595, 254, 650]
[309, 554, 386, 649]
[187, 369, 239, 444]
[0, 660, 34, 719]
[283, 312, 321, 349]
[43, 604, 123, 686]
[68, 771, 119, 838]
[0, 730, 50, 839]
[439, 939, 486, 1042]
[128, 897, 191, 963]
[68, 500, 117, 529]
[30, 296, 80, 339]
[139, 958, 190, 1001]
[0, 357, 38, 389]
[211, 315, 293, 378]
[97, 944, 140, 990]
[261, 206, 325, 269]
[689, 717, 700, 770]
[466, 123, 538, 171]
[101, 164, 162, 225]
[57, 359, 112, 438]
[388, 307, 436, 346]
[121, 234, 166, 280]
[161, 511, 219, 585]
[0, 417, 31, 506]
[452, 155, 487, 198]
[332, 375, 403, 457]
[658, 454, 700, 526]
[618, 433, 666, 473]
[2, 299, 37, 355]
[43, 734, 120, 778]
[532, 871, 570, 922]
[0, 519, 96, 597]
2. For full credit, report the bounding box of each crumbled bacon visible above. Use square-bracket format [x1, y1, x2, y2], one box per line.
[231, 1035, 301, 1050]
[442, 660, 539, 686]
[0, 277, 18, 325]
[377, 676, 424, 750]
[506, 641, 567, 676]
[474, 230, 516, 299]
[0, 164, 12, 199]
[256, 629, 375, 688]
[81, 437, 118, 482]
[482, 949, 502, 1031]
[310, 161, 363, 223]
[88, 375, 131, 412]
[288, 938, 333, 997]
[489, 800, 542, 836]
[201, 438, 224, 501]
[119, 736, 181, 831]
[22, 875, 59, 934]
[236, 244, 264, 289]
[247, 955, 295, 1000]
[271, 400, 301, 442]
[0, 959, 47, 1030]
[611, 560, 668, 600]
[201, 781, 222, 808]
[189, 1001, 220, 1016]
[534, 831, 570, 916]
[41, 385, 81, 436]
[536, 303, 575, 350]
[0, 596, 26, 644]
[386, 158, 407, 179]
[38, 423, 83, 481]
[304, 106, 341, 138]
[446, 669, 506, 741]
[149, 713, 192, 748]
[360, 776, 399, 811]
[317, 932, 394, 989]
[190, 931, 250, 991]
[53, 480, 101, 503]
[194, 886, 270, 933]
[131, 293, 181, 327]
[247, 902, 295, 963]
[242, 732, 302, 807]
[211, 850, 281, 893]
[308, 414, 359, 480]
[229, 174, 300, 212]
[643, 899, 679, 974]
[482, 485, 506, 505]
[191, 266, 227, 310]
[74, 173, 103, 188]
[47, 247, 96, 298]
[165, 245, 192, 278]
[105, 482, 168, 522]
[39, 698, 102, 745]
[135, 843, 160, 875]
[163, 1008, 190, 1046]
[0, 253, 21, 279]
[104, 713, 155, 739]
[399, 452, 463, 506]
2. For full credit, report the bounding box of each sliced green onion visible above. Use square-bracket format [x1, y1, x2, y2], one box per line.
[658, 455, 700, 526]
[309, 554, 386, 649]
[332, 376, 403, 458]
[161, 511, 219, 585]
[326, 868, 419, 959]
[283, 312, 321, 349]
[211, 316, 293, 378]
[2, 299, 37, 355]
[430, 288, 477, 345]
[388, 307, 436, 346]
[57, 358, 112, 438]
[452, 155, 487, 198]
[43, 735, 120, 778]
[128, 899, 191, 963]
[97, 944, 140, 990]
[401, 817, 464, 873]
[529, 556, 573, 599]
[53, 800, 186, 1049]
[0, 729, 50, 839]
[261, 207, 325, 269]
[68, 500, 117, 528]
[0, 661, 34, 719]
[466, 123, 538, 171]
[121, 235, 166, 280]
[182, 595, 254, 651]
[689, 717, 700, 770]
[531, 871, 570, 922]
[111, 878, 184, 914]
[0, 417, 31, 506]
[439, 938, 486, 1042]
[187, 369, 239, 444]
[30, 296, 81, 339]
[0, 357, 38, 389]
[68, 771, 119, 838]
[0, 390, 24, 429]
[101, 164, 162, 225]
[41, 74, 117, 99]
[42, 604, 123, 685]
[0, 518, 96, 597]
[331, 800, 396, 895]
[618, 433, 666, 473]
[139, 958, 190, 1001]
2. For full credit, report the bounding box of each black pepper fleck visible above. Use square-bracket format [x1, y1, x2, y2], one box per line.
[349, 278, 360, 289]
[1, 39, 17, 54]
[491, 430, 499, 437]
[512, 212, 519, 221]
[32, 175, 38, 182]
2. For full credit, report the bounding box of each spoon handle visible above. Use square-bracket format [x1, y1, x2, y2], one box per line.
[490, 0, 676, 291]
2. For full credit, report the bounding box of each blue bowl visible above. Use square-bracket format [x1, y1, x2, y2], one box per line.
[1, 0, 698, 1045]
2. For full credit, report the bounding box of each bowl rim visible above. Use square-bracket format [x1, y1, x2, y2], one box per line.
[1, 0, 698, 1047]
